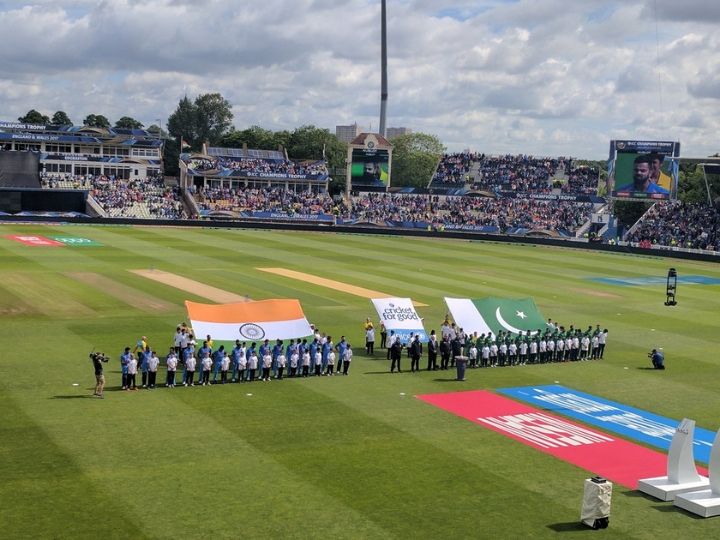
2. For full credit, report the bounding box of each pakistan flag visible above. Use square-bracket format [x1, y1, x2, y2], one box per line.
[444, 297, 548, 337]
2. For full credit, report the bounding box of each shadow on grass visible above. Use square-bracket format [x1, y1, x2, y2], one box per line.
[637, 367, 665, 371]
[433, 378, 464, 383]
[659, 505, 705, 519]
[621, 490, 656, 500]
[546, 522, 589, 532]
[51, 395, 94, 399]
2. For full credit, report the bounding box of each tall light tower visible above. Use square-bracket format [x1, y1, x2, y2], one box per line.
[379, 0, 388, 137]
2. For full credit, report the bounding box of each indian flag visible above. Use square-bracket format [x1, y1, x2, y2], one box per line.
[444, 297, 548, 337]
[185, 299, 313, 342]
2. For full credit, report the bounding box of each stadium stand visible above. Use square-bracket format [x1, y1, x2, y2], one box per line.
[194, 186, 595, 236]
[430, 152, 477, 185]
[625, 201, 720, 251]
[473, 154, 560, 194]
[562, 164, 600, 195]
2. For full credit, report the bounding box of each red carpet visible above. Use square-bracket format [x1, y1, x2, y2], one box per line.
[417, 390, 702, 488]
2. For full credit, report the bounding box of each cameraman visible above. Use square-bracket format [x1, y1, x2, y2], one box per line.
[650, 348, 665, 370]
[90, 352, 109, 398]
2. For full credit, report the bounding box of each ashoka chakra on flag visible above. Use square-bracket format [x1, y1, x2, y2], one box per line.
[185, 299, 313, 341]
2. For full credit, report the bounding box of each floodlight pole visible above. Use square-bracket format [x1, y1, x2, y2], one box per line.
[700, 164, 713, 206]
[379, 0, 388, 138]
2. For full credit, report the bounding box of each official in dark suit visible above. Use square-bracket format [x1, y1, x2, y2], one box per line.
[410, 335, 422, 372]
[390, 339, 403, 373]
[439, 336, 451, 370]
[427, 330, 439, 371]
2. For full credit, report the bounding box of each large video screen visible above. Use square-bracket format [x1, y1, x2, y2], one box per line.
[350, 147, 389, 187]
[609, 140, 680, 200]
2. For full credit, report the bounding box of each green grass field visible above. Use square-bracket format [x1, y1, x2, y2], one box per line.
[1, 223, 720, 539]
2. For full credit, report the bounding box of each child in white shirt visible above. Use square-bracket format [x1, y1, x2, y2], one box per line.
[342, 345, 352, 375]
[262, 354, 272, 381]
[201, 355, 212, 385]
[248, 352, 258, 382]
[290, 353, 299, 377]
[185, 355, 196, 386]
[220, 352, 230, 383]
[302, 351, 311, 377]
[147, 352, 160, 388]
[166, 351, 178, 387]
[277, 354, 286, 380]
[314, 351, 322, 376]
[127, 358, 138, 390]
[326, 351, 336, 376]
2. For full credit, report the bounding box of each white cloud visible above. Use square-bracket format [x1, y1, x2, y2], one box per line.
[0, 0, 717, 158]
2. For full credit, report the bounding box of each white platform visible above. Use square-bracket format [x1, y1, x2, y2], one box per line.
[637, 476, 709, 501]
[638, 418, 709, 502]
[674, 489, 720, 518]
[672, 426, 720, 517]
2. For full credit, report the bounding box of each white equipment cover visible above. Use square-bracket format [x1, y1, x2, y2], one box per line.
[581, 478, 612, 527]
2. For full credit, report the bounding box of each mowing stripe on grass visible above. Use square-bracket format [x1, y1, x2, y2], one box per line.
[257, 267, 429, 307]
[417, 390, 697, 488]
[65, 272, 174, 312]
[130, 269, 249, 303]
[2, 272, 95, 318]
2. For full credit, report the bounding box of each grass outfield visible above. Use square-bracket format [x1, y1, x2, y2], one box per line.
[1, 223, 720, 539]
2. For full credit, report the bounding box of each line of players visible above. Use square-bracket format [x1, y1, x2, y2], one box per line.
[450, 326, 609, 368]
[119, 332, 354, 390]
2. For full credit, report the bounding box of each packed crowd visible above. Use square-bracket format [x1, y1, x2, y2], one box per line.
[89, 176, 186, 219]
[196, 186, 337, 215]
[475, 154, 560, 193]
[562, 165, 600, 195]
[436, 196, 592, 232]
[431, 152, 477, 184]
[216, 157, 328, 177]
[194, 187, 595, 234]
[117, 324, 354, 391]
[183, 155, 328, 177]
[626, 201, 720, 251]
[431, 153, 571, 194]
[346, 192, 593, 233]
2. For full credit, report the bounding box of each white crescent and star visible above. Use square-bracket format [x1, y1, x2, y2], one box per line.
[495, 307, 537, 335]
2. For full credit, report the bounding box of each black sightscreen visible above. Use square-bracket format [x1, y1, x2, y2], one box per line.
[0, 152, 41, 188]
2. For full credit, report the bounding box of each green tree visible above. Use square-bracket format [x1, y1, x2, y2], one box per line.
[114, 116, 144, 129]
[677, 163, 719, 204]
[390, 132, 445, 188]
[167, 93, 233, 150]
[83, 114, 111, 128]
[51, 111, 72, 125]
[18, 109, 50, 125]
[613, 200, 652, 230]
[146, 124, 168, 139]
[194, 92, 233, 146]
[167, 96, 198, 150]
[163, 137, 180, 177]
[220, 125, 279, 150]
[287, 125, 346, 171]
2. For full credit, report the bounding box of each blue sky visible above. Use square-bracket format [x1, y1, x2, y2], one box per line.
[0, 0, 718, 159]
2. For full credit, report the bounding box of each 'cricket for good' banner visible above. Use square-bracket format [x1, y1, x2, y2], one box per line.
[371, 297, 427, 344]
